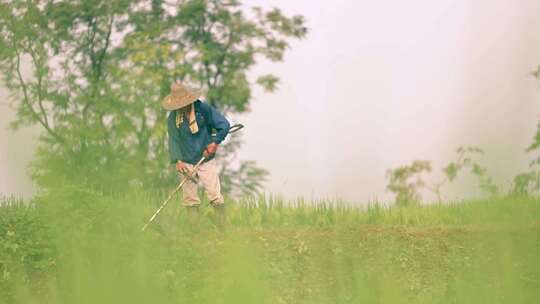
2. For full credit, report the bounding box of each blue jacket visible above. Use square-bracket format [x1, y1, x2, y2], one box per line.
[167, 100, 230, 165]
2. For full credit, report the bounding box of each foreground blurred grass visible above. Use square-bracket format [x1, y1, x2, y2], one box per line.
[1, 191, 539, 304]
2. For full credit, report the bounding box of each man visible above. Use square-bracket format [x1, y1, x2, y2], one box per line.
[162, 82, 230, 227]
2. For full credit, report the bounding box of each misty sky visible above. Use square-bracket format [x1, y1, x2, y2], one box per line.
[2, 0, 540, 203]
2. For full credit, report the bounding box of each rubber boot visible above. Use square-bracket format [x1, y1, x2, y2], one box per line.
[185, 205, 200, 232]
[213, 204, 226, 229]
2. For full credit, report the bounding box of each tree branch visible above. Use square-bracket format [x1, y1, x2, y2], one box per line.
[83, 15, 114, 122]
[95, 16, 114, 80]
[14, 48, 64, 144]
[27, 43, 49, 127]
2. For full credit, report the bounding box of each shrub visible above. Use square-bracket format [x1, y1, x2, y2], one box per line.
[0, 196, 56, 299]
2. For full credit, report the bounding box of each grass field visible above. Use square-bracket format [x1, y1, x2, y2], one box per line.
[1, 191, 539, 304]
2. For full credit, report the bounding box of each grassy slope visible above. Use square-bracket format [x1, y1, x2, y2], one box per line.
[1, 193, 539, 304]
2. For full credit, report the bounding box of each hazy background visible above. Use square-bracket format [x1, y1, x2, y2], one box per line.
[2, 0, 540, 202]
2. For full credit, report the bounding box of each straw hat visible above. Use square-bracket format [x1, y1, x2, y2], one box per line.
[161, 82, 201, 111]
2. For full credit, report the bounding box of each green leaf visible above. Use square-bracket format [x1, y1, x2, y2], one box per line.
[256, 74, 279, 92]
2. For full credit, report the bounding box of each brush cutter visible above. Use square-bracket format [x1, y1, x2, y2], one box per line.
[141, 123, 244, 232]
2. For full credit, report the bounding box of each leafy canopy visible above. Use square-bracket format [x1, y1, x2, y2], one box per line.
[0, 0, 307, 195]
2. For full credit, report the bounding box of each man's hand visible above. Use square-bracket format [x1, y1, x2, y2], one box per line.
[204, 142, 219, 157]
[176, 161, 189, 174]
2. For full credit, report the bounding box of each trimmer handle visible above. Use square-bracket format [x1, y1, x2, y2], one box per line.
[229, 123, 244, 134]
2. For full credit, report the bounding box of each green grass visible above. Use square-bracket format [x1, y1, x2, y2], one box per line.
[1, 191, 539, 304]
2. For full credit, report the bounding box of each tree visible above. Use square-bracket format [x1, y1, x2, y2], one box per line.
[0, 0, 307, 195]
[386, 146, 498, 205]
[510, 66, 540, 195]
[386, 160, 432, 206]
[433, 146, 498, 201]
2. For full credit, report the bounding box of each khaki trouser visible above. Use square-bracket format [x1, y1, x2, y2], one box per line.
[181, 159, 224, 206]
